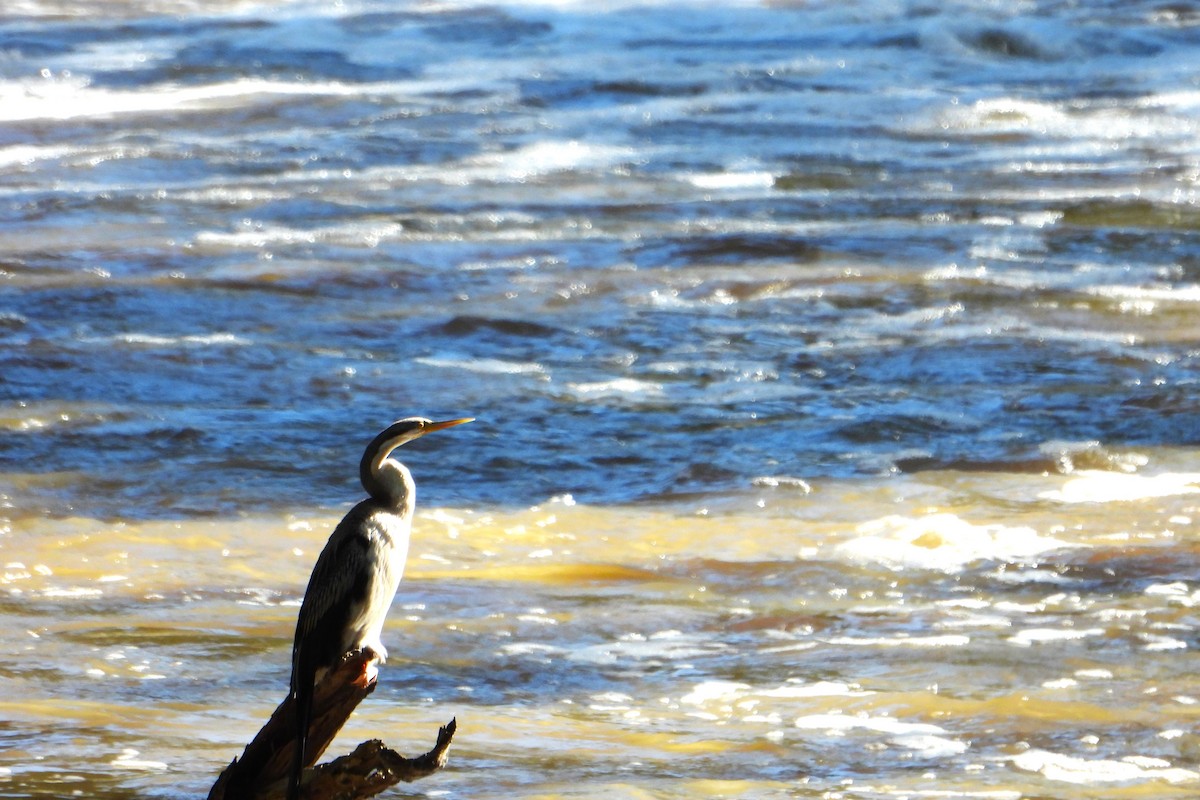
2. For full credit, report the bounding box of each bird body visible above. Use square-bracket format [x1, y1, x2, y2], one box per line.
[286, 417, 471, 800]
[333, 509, 408, 662]
[293, 503, 409, 677]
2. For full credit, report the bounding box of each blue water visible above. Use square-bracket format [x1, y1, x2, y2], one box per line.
[0, 0, 1198, 518]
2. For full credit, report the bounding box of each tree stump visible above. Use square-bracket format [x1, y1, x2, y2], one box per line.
[208, 650, 455, 800]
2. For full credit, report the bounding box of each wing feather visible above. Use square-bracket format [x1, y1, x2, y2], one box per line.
[293, 508, 379, 678]
[288, 503, 375, 800]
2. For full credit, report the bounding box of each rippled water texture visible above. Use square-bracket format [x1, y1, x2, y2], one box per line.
[1, 0, 1199, 798]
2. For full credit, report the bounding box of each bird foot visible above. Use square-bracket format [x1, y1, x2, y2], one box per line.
[350, 647, 381, 688]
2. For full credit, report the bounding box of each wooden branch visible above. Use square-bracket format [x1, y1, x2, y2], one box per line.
[272, 723, 457, 800]
[208, 650, 455, 800]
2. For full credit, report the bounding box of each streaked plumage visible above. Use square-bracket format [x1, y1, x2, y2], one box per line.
[287, 416, 472, 800]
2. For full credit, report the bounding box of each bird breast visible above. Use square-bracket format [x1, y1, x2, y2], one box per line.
[341, 509, 410, 660]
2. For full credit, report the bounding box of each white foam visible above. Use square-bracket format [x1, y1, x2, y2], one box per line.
[1074, 668, 1114, 680]
[1006, 627, 1105, 647]
[194, 219, 406, 249]
[795, 713, 945, 735]
[794, 713, 967, 756]
[112, 749, 168, 771]
[890, 733, 970, 757]
[1147, 89, 1200, 113]
[569, 630, 728, 664]
[0, 76, 407, 123]
[434, 0, 763, 9]
[825, 634, 971, 648]
[39, 586, 103, 598]
[834, 513, 1072, 572]
[928, 97, 1193, 145]
[1088, 284, 1200, 304]
[1141, 634, 1188, 651]
[935, 613, 1012, 630]
[498, 642, 564, 658]
[416, 356, 546, 376]
[751, 476, 813, 492]
[406, 140, 638, 185]
[1039, 471, 1200, 504]
[680, 680, 750, 705]
[0, 143, 76, 168]
[1010, 748, 1199, 784]
[566, 378, 665, 399]
[889, 793, 1020, 800]
[872, 303, 965, 333]
[94, 332, 251, 348]
[1144, 582, 1200, 608]
[687, 171, 776, 190]
[756, 680, 871, 699]
[483, 139, 630, 179]
[924, 263, 989, 282]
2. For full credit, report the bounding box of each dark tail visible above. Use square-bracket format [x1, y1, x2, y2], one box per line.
[288, 681, 312, 800]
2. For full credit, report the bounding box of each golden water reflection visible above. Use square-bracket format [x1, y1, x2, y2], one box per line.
[2, 455, 1200, 798]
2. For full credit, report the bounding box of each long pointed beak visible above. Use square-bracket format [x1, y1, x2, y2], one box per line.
[422, 417, 474, 434]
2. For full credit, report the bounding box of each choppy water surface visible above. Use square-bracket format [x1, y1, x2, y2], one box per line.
[2, 0, 1200, 797]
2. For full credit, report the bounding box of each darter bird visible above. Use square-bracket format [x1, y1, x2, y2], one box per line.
[287, 416, 473, 800]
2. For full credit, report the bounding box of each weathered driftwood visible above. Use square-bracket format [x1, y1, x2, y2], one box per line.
[208, 650, 455, 800]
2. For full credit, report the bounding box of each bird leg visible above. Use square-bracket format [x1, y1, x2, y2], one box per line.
[348, 646, 381, 689]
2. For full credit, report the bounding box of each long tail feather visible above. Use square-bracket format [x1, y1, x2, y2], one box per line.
[288, 678, 312, 800]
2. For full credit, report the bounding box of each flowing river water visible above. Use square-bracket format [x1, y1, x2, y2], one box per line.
[2, 1, 1200, 798]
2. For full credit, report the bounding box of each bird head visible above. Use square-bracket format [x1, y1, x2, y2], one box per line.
[377, 416, 475, 451]
[360, 416, 474, 503]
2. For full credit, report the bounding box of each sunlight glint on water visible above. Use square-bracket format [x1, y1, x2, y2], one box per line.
[1, 0, 1199, 797]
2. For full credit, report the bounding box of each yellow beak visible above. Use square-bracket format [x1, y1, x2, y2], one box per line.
[423, 417, 474, 433]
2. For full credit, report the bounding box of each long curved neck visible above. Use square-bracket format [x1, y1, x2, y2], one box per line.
[360, 445, 415, 513]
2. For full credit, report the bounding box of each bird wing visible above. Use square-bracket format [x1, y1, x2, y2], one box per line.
[288, 506, 374, 800]
[292, 516, 375, 673]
